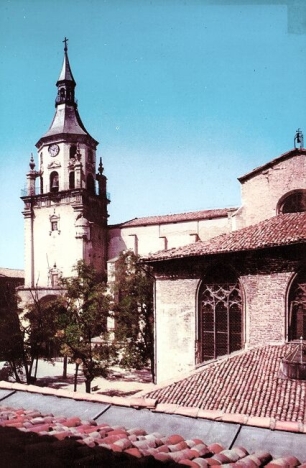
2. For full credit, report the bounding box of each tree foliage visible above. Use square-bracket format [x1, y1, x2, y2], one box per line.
[0, 289, 58, 384]
[52, 261, 114, 393]
[112, 251, 154, 378]
[0, 262, 114, 392]
[0, 303, 24, 382]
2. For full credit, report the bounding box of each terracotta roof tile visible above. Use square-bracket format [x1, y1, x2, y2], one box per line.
[111, 207, 237, 228]
[145, 212, 306, 261]
[145, 345, 306, 424]
[1, 404, 305, 466]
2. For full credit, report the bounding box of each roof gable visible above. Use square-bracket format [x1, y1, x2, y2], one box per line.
[238, 148, 306, 183]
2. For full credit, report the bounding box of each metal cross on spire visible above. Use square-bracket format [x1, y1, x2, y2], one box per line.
[63, 37, 68, 52]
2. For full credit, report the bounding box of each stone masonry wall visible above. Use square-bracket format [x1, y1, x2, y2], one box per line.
[155, 278, 199, 383]
[241, 271, 293, 347]
[108, 215, 232, 260]
[235, 152, 306, 229]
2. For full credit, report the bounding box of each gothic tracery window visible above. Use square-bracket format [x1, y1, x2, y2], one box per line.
[288, 271, 306, 341]
[198, 269, 243, 363]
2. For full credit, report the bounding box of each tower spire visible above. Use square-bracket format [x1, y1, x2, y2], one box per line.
[63, 36, 68, 52]
[56, 37, 76, 107]
[36, 39, 98, 147]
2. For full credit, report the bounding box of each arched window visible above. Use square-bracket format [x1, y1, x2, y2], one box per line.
[198, 266, 243, 363]
[40, 176, 44, 194]
[70, 145, 77, 159]
[87, 173, 95, 194]
[69, 171, 75, 189]
[50, 171, 59, 193]
[60, 88, 65, 99]
[88, 149, 93, 163]
[278, 190, 306, 214]
[288, 270, 306, 341]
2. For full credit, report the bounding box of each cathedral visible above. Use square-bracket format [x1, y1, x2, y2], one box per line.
[17, 42, 306, 383]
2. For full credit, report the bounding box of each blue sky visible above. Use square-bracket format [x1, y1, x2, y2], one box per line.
[0, 0, 306, 269]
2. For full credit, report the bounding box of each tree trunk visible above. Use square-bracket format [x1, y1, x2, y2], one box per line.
[85, 379, 91, 394]
[150, 354, 155, 382]
[63, 355, 68, 379]
[9, 361, 21, 383]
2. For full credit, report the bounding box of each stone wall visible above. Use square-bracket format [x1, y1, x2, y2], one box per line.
[241, 272, 293, 348]
[155, 278, 199, 383]
[235, 151, 306, 229]
[152, 246, 302, 384]
[108, 215, 233, 260]
[22, 191, 107, 290]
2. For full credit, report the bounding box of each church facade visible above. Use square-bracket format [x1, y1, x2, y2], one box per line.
[19, 43, 306, 384]
[145, 148, 306, 382]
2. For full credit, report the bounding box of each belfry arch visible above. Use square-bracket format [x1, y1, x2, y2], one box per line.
[198, 264, 243, 363]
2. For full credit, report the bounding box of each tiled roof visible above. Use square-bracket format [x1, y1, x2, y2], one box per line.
[145, 344, 306, 424]
[0, 407, 249, 466]
[1, 377, 306, 466]
[1, 342, 306, 464]
[238, 148, 305, 182]
[144, 212, 306, 262]
[111, 207, 237, 228]
[0, 267, 24, 278]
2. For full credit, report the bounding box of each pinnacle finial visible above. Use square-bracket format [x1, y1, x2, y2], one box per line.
[76, 143, 81, 161]
[98, 157, 104, 175]
[29, 153, 35, 170]
[63, 37, 68, 52]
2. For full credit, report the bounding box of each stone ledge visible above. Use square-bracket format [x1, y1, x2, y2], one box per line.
[197, 409, 224, 420]
[174, 406, 200, 418]
[246, 415, 271, 429]
[0, 381, 304, 434]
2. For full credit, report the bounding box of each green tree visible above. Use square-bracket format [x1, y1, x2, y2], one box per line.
[0, 305, 24, 383]
[0, 289, 58, 384]
[0, 281, 24, 382]
[112, 251, 155, 379]
[53, 261, 114, 393]
[24, 292, 61, 381]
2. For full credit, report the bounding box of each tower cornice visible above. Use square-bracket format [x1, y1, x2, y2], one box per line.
[36, 127, 99, 150]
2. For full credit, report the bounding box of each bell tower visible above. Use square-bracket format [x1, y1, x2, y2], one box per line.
[21, 39, 109, 293]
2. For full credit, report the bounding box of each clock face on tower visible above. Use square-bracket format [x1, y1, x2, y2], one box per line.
[48, 144, 60, 157]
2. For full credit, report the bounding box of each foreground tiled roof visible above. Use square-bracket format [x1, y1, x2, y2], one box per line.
[0, 267, 24, 278]
[1, 341, 306, 465]
[0, 400, 305, 466]
[111, 207, 237, 228]
[145, 345, 306, 425]
[144, 212, 306, 261]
